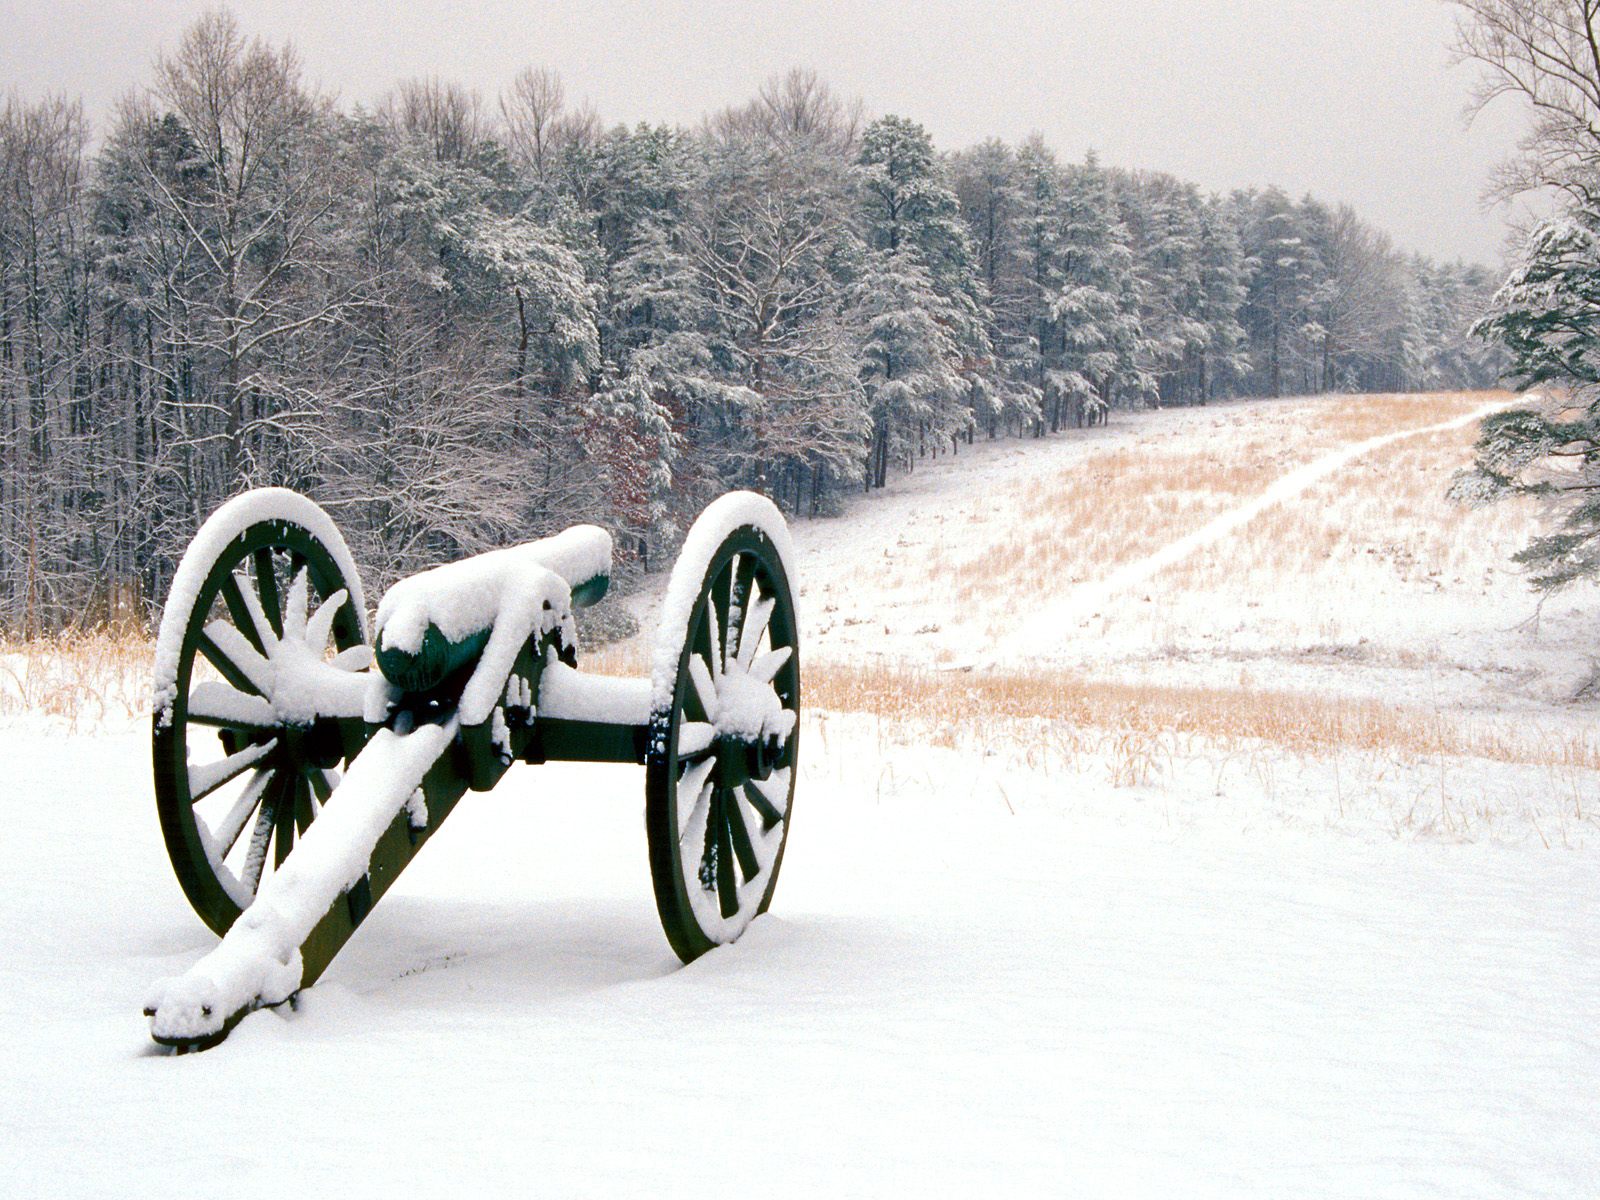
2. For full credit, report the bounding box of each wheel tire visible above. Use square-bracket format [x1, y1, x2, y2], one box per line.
[153, 490, 371, 936]
[646, 503, 800, 963]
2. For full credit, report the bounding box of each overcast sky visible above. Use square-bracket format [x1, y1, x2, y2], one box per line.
[0, 0, 1536, 264]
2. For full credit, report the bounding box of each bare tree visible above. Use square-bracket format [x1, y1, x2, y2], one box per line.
[384, 77, 485, 164]
[151, 10, 350, 481]
[1452, 1, 1600, 201]
[499, 66, 601, 183]
[0, 94, 91, 630]
[706, 68, 862, 155]
[1311, 205, 1408, 388]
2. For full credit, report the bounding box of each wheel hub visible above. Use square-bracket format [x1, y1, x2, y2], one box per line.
[712, 731, 783, 791]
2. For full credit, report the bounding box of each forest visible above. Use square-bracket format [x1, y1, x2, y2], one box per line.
[0, 11, 1504, 633]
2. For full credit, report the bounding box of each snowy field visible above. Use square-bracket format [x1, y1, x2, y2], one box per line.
[5, 391, 1599, 1197]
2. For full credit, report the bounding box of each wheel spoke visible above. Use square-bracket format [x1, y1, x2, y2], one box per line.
[196, 628, 263, 698]
[681, 665, 709, 723]
[710, 559, 733, 674]
[704, 591, 723, 683]
[677, 720, 715, 759]
[714, 788, 738, 917]
[240, 785, 279, 893]
[743, 775, 787, 831]
[274, 773, 297, 867]
[305, 587, 349, 655]
[330, 644, 374, 672]
[189, 739, 276, 803]
[687, 654, 718, 722]
[218, 572, 266, 656]
[307, 767, 335, 817]
[292, 774, 314, 834]
[199, 621, 275, 696]
[254, 548, 283, 637]
[676, 758, 716, 839]
[236, 571, 279, 652]
[728, 554, 755, 666]
[188, 680, 276, 729]
[736, 597, 776, 671]
[725, 786, 761, 882]
[210, 768, 275, 859]
[308, 768, 334, 800]
[283, 567, 311, 640]
[679, 776, 713, 872]
[749, 644, 793, 685]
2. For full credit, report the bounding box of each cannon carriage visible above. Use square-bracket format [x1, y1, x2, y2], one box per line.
[144, 489, 799, 1050]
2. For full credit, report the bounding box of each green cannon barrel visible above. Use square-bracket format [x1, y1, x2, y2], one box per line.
[375, 624, 493, 694]
[374, 526, 612, 695]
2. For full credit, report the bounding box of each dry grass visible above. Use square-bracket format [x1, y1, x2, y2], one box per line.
[941, 437, 1287, 615]
[572, 636, 1593, 774]
[1156, 412, 1536, 594]
[805, 659, 1600, 773]
[0, 631, 150, 728]
[578, 638, 650, 677]
[521, 626, 1599, 773]
[1310, 390, 1499, 444]
[929, 391, 1509, 621]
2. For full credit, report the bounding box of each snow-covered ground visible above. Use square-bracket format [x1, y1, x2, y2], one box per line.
[5, 392, 1599, 1197]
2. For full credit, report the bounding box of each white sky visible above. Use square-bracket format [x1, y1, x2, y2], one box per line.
[0, 0, 1536, 265]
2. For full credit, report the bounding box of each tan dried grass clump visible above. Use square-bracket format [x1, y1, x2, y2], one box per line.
[936, 392, 1508, 617]
[1156, 406, 1536, 593]
[805, 659, 1600, 771]
[579, 638, 650, 677]
[949, 437, 1290, 607]
[1311, 390, 1498, 445]
[0, 630, 151, 727]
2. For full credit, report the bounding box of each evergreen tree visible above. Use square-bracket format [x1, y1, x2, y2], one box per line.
[1455, 207, 1600, 589]
[1195, 195, 1251, 401]
[855, 116, 988, 472]
[1239, 188, 1323, 397]
[1051, 154, 1148, 425]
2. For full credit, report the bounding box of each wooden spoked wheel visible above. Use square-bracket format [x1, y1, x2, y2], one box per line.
[153, 502, 371, 936]
[646, 524, 800, 962]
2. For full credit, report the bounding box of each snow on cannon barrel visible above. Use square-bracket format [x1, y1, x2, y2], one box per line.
[373, 525, 612, 695]
[143, 489, 799, 1051]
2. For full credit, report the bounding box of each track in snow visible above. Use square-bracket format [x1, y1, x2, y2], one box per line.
[1006, 399, 1509, 654]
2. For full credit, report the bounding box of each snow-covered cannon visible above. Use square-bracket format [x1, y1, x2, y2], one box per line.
[144, 489, 800, 1050]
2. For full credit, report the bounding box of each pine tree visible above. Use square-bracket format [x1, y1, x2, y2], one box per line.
[864, 117, 985, 457]
[1195, 195, 1251, 401]
[851, 252, 967, 487]
[1454, 206, 1600, 589]
[1123, 174, 1209, 406]
[1051, 154, 1148, 426]
[949, 139, 1035, 435]
[1239, 188, 1323, 397]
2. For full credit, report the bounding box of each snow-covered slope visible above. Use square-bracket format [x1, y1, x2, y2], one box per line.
[4, 393, 1597, 1197]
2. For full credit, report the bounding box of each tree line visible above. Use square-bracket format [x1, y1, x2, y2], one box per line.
[0, 11, 1502, 633]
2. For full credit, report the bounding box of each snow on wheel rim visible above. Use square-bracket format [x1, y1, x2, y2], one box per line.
[647, 493, 800, 961]
[154, 488, 368, 721]
[152, 489, 372, 935]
